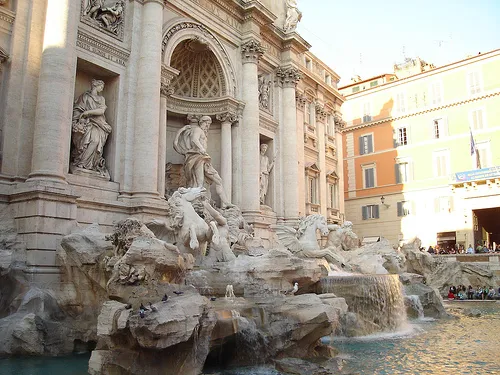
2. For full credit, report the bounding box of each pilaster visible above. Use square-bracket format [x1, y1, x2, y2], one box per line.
[240, 39, 264, 216]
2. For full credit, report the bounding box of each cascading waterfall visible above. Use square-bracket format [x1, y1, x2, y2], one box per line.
[320, 274, 407, 336]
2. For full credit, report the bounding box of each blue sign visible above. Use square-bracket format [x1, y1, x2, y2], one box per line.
[454, 166, 500, 183]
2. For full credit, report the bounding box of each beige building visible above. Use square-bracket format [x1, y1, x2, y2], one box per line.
[340, 50, 500, 249]
[0, 1, 344, 283]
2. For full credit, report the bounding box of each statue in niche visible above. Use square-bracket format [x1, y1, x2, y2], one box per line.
[259, 143, 276, 205]
[83, 0, 124, 35]
[283, 0, 302, 33]
[71, 79, 112, 179]
[258, 75, 271, 110]
[173, 115, 233, 208]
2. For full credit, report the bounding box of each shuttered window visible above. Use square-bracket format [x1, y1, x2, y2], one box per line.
[362, 205, 380, 220]
[364, 167, 375, 188]
[467, 71, 482, 95]
[397, 201, 412, 217]
[395, 162, 410, 184]
[359, 134, 374, 155]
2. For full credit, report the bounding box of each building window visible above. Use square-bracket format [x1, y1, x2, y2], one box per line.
[396, 92, 406, 113]
[370, 80, 378, 87]
[434, 196, 454, 214]
[467, 70, 482, 95]
[430, 81, 442, 105]
[432, 118, 447, 139]
[329, 183, 338, 208]
[469, 109, 485, 130]
[433, 150, 449, 177]
[476, 142, 490, 168]
[325, 74, 332, 85]
[327, 114, 335, 136]
[397, 126, 408, 146]
[305, 58, 312, 70]
[362, 164, 376, 188]
[397, 201, 412, 217]
[308, 177, 318, 204]
[305, 102, 312, 124]
[362, 102, 372, 122]
[352, 86, 360, 93]
[359, 134, 374, 155]
[395, 162, 411, 184]
[362, 205, 380, 220]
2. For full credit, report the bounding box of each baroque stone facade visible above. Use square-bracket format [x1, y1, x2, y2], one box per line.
[0, 0, 344, 283]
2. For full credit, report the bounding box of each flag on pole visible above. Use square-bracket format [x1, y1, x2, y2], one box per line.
[470, 128, 481, 169]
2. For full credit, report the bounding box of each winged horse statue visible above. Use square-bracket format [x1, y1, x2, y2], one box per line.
[275, 214, 345, 266]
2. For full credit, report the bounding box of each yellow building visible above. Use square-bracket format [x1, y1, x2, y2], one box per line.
[340, 49, 500, 249]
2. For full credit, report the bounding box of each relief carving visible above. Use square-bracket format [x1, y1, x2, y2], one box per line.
[258, 74, 272, 111]
[81, 0, 125, 39]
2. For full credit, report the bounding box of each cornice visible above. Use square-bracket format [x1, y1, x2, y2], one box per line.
[240, 0, 276, 27]
[342, 89, 500, 133]
[0, 6, 15, 34]
[76, 29, 130, 66]
[166, 95, 245, 117]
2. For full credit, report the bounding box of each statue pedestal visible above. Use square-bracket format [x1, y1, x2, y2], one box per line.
[70, 164, 110, 181]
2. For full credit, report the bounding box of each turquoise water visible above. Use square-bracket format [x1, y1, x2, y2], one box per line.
[2, 302, 499, 375]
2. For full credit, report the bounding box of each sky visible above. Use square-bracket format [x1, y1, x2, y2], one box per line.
[296, 0, 500, 87]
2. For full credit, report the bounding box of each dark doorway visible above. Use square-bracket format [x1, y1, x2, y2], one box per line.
[473, 207, 500, 245]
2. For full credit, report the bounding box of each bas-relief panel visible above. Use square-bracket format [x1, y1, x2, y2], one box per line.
[80, 0, 125, 41]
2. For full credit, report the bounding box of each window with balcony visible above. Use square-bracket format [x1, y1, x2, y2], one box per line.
[362, 205, 380, 220]
[476, 141, 491, 168]
[359, 134, 374, 155]
[329, 183, 339, 208]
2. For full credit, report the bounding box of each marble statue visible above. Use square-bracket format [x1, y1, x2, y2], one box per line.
[326, 221, 360, 251]
[83, 0, 124, 35]
[173, 115, 233, 208]
[258, 75, 271, 110]
[225, 284, 235, 299]
[71, 79, 112, 179]
[283, 0, 302, 33]
[259, 143, 276, 205]
[146, 187, 235, 260]
[275, 214, 344, 266]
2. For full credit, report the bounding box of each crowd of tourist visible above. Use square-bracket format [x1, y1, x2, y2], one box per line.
[447, 285, 500, 300]
[424, 242, 500, 255]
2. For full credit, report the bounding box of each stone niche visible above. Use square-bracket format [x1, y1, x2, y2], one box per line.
[72, 59, 119, 181]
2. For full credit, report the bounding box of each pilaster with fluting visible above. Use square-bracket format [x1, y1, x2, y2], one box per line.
[240, 39, 264, 213]
[216, 112, 238, 200]
[131, 0, 164, 199]
[28, 0, 80, 182]
[276, 66, 301, 223]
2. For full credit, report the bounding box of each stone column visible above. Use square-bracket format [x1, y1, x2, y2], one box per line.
[216, 112, 238, 201]
[158, 65, 178, 197]
[240, 39, 264, 213]
[28, 0, 80, 182]
[276, 66, 302, 223]
[131, 0, 164, 200]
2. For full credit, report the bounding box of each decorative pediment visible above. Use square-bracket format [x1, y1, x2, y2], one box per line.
[305, 162, 320, 174]
[326, 170, 339, 181]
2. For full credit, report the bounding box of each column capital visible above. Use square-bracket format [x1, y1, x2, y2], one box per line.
[216, 111, 239, 124]
[295, 91, 307, 110]
[160, 64, 179, 98]
[334, 111, 346, 129]
[276, 66, 301, 88]
[315, 102, 327, 122]
[241, 39, 264, 64]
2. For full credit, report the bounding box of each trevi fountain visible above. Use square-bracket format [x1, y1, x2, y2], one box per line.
[1, 1, 500, 374]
